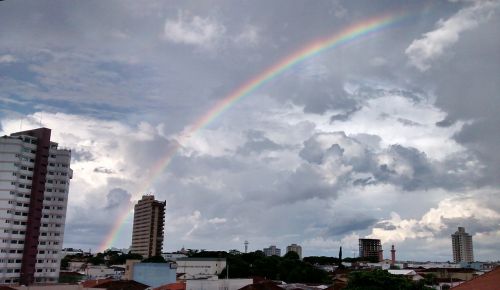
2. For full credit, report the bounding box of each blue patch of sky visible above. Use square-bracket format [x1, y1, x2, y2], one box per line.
[96, 61, 148, 80]
[1, 93, 133, 121]
[0, 62, 38, 83]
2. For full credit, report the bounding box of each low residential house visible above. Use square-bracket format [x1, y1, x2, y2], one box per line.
[152, 281, 186, 290]
[124, 261, 177, 288]
[176, 258, 226, 280]
[68, 261, 87, 272]
[86, 280, 149, 290]
[433, 278, 465, 289]
[185, 278, 253, 290]
[11, 285, 101, 290]
[417, 268, 476, 282]
[388, 269, 424, 281]
[238, 281, 284, 290]
[161, 253, 188, 261]
[84, 265, 119, 280]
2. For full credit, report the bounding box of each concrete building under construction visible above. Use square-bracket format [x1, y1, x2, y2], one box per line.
[359, 238, 383, 262]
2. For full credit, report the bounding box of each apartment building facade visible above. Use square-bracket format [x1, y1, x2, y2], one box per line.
[452, 227, 474, 263]
[263, 245, 281, 257]
[0, 128, 72, 285]
[131, 195, 166, 258]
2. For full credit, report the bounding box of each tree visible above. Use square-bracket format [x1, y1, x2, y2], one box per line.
[283, 251, 300, 260]
[60, 256, 70, 270]
[344, 269, 433, 290]
[142, 255, 167, 263]
[89, 255, 105, 265]
[423, 273, 437, 286]
[110, 253, 142, 265]
[303, 256, 340, 265]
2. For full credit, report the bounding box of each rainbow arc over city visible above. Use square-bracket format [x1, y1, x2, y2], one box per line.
[98, 11, 407, 252]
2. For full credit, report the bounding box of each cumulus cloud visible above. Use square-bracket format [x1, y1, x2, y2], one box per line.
[406, 1, 499, 71]
[0, 54, 16, 63]
[237, 130, 282, 155]
[297, 131, 480, 192]
[163, 11, 226, 49]
[369, 189, 500, 247]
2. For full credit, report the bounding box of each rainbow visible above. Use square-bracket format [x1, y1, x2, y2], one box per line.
[98, 11, 406, 252]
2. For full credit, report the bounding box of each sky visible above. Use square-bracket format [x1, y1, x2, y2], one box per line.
[0, 0, 499, 262]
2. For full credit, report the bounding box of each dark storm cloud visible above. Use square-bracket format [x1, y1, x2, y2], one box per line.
[326, 217, 378, 236]
[299, 132, 482, 192]
[282, 163, 341, 203]
[435, 117, 455, 128]
[72, 149, 94, 162]
[105, 188, 132, 209]
[373, 221, 397, 231]
[94, 167, 114, 174]
[330, 107, 361, 122]
[397, 118, 422, 127]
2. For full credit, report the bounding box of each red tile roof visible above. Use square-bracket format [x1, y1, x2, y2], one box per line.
[81, 277, 114, 287]
[153, 282, 186, 290]
[239, 281, 284, 290]
[452, 267, 500, 290]
[89, 280, 149, 290]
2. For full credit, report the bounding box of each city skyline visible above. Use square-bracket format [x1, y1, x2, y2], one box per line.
[1, 1, 500, 261]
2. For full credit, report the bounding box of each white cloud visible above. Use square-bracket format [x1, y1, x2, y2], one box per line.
[0, 112, 162, 204]
[163, 11, 226, 49]
[0, 54, 16, 63]
[405, 1, 498, 71]
[369, 189, 500, 244]
[234, 25, 260, 47]
[329, 0, 348, 19]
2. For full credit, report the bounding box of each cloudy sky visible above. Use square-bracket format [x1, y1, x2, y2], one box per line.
[1, 0, 499, 261]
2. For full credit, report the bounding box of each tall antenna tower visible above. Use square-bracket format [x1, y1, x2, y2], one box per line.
[244, 240, 249, 253]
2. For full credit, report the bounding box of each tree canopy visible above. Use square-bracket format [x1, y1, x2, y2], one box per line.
[215, 251, 330, 283]
[344, 269, 433, 290]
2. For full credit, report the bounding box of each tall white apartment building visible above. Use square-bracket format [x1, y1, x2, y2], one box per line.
[0, 128, 72, 285]
[263, 245, 281, 257]
[451, 227, 474, 263]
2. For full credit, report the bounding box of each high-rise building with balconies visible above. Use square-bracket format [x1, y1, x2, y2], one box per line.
[131, 195, 166, 258]
[452, 227, 474, 263]
[0, 128, 72, 285]
[263, 245, 281, 257]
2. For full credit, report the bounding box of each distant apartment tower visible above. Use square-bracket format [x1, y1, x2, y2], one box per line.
[131, 195, 166, 258]
[451, 227, 474, 263]
[0, 128, 73, 285]
[359, 238, 383, 262]
[263, 245, 281, 257]
[286, 243, 302, 259]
